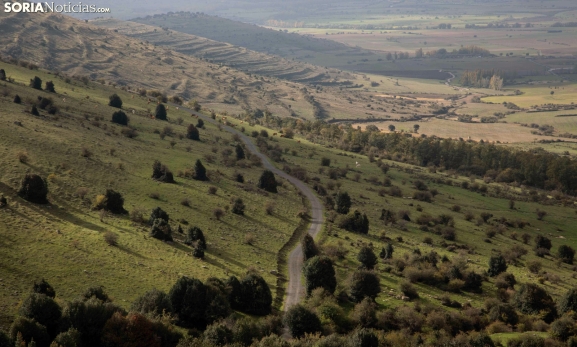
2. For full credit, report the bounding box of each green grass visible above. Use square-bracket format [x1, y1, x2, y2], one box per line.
[490, 332, 549, 346]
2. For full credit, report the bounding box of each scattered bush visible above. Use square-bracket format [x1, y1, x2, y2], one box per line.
[558, 245, 575, 264]
[103, 231, 118, 246]
[400, 280, 419, 300]
[187, 124, 200, 140]
[92, 189, 127, 214]
[150, 218, 173, 241]
[258, 170, 278, 193]
[18, 174, 48, 204]
[108, 94, 122, 108]
[338, 210, 369, 234]
[111, 110, 129, 125]
[283, 304, 322, 338]
[231, 198, 245, 215]
[488, 255, 508, 277]
[152, 160, 175, 183]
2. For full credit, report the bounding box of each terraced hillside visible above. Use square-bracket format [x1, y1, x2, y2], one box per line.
[91, 18, 348, 85]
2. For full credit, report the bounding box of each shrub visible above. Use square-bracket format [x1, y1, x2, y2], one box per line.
[231, 198, 245, 215]
[130, 288, 172, 317]
[18, 174, 48, 204]
[258, 170, 278, 193]
[18, 292, 62, 338]
[488, 303, 518, 326]
[108, 94, 122, 108]
[283, 304, 322, 338]
[338, 210, 369, 234]
[441, 227, 456, 241]
[321, 157, 331, 166]
[265, 201, 275, 215]
[9, 316, 50, 347]
[513, 283, 558, 323]
[204, 323, 233, 346]
[111, 110, 129, 125]
[33, 278, 56, 298]
[185, 226, 206, 250]
[301, 234, 319, 261]
[348, 328, 379, 347]
[168, 276, 208, 327]
[92, 189, 127, 214]
[488, 255, 508, 277]
[14, 94, 21, 103]
[45, 80, 56, 93]
[103, 231, 118, 246]
[495, 272, 516, 289]
[82, 286, 110, 302]
[193, 244, 205, 259]
[151, 160, 175, 183]
[413, 191, 433, 202]
[550, 316, 576, 341]
[193, 159, 208, 181]
[349, 270, 381, 302]
[150, 218, 173, 241]
[413, 180, 428, 191]
[52, 328, 82, 347]
[558, 245, 575, 264]
[155, 104, 167, 120]
[187, 124, 200, 140]
[30, 76, 42, 90]
[213, 208, 224, 220]
[400, 280, 419, 299]
[239, 273, 272, 315]
[357, 246, 378, 270]
[336, 191, 352, 214]
[352, 298, 377, 328]
[303, 256, 337, 295]
[16, 150, 29, 163]
[31, 104, 40, 116]
[527, 260, 542, 274]
[0, 68, 5, 81]
[235, 144, 245, 160]
[208, 186, 218, 195]
[558, 288, 577, 315]
[234, 173, 244, 183]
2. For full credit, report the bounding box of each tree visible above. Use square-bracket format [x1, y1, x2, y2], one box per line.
[349, 328, 379, 347]
[489, 75, 504, 90]
[52, 328, 82, 347]
[185, 226, 206, 250]
[111, 110, 129, 126]
[399, 281, 419, 300]
[193, 244, 205, 259]
[388, 124, 395, 132]
[513, 283, 558, 323]
[93, 189, 127, 214]
[152, 160, 175, 183]
[18, 293, 62, 338]
[239, 273, 272, 315]
[187, 124, 200, 140]
[336, 191, 352, 214]
[257, 170, 278, 193]
[18, 174, 48, 204]
[550, 317, 576, 342]
[204, 323, 233, 346]
[283, 304, 321, 338]
[357, 246, 378, 270]
[14, 94, 21, 104]
[30, 76, 42, 90]
[380, 243, 394, 259]
[349, 270, 381, 303]
[488, 255, 507, 277]
[197, 119, 204, 129]
[33, 279, 55, 298]
[149, 207, 169, 225]
[557, 245, 575, 264]
[231, 198, 245, 215]
[193, 159, 208, 181]
[0, 68, 5, 81]
[558, 288, 577, 315]
[9, 317, 50, 347]
[155, 104, 167, 120]
[169, 277, 207, 328]
[338, 210, 369, 234]
[131, 288, 172, 317]
[488, 303, 519, 326]
[413, 124, 420, 133]
[236, 144, 245, 160]
[301, 234, 319, 261]
[150, 219, 173, 241]
[190, 100, 201, 112]
[225, 276, 243, 311]
[303, 256, 337, 296]
[31, 104, 40, 116]
[534, 235, 552, 255]
[108, 94, 122, 108]
[44, 81, 55, 93]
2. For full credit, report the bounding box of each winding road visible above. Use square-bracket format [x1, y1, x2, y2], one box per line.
[177, 105, 324, 309]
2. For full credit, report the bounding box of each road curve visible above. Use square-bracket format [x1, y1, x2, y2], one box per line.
[177, 105, 324, 309]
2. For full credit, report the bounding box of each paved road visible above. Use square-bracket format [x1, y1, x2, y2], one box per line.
[177, 105, 324, 309]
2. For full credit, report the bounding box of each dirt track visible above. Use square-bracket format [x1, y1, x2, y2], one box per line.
[178, 105, 324, 310]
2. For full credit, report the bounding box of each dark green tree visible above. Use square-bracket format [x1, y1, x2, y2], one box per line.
[150, 219, 173, 241]
[487, 254, 507, 277]
[31, 104, 40, 116]
[558, 288, 577, 315]
[225, 276, 243, 311]
[348, 328, 379, 347]
[231, 198, 245, 215]
[13, 94, 21, 104]
[45, 81, 56, 93]
[149, 207, 169, 225]
[18, 174, 48, 204]
[168, 277, 207, 328]
[108, 94, 122, 108]
[349, 270, 381, 303]
[380, 243, 394, 259]
[30, 76, 42, 90]
[193, 159, 208, 181]
[283, 304, 322, 338]
[0, 68, 5, 81]
[82, 286, 110, 302]
[33, 278, 55, 298]
[239, 273, 272, 315]
[96, 189, 127, 214]
[155, 104, 167, 120]
[534, 235, 552, 252]
[513, 283, 558, 323]
[357, 246, 378, 270]
[193, 245, 205, 259]
[301, 234, 319, 261]
[550, 317, 576, 342]
[187, 124, 200, 141]
[9, 316, 50, 347]
[257, 170, 278, 193]
[18, 293, 62, 338]
[336, 191, 352, 214]
[558, 245, 575, 264]
[236, 144, 245, 160]
[111, 110, 129, 126]
[338, 210, 369, 234]
[196, 119, 204, 128]
[151, 160, 175, 183]
[131, 288, 172, 317]
[303, 256, 337, 296]
[185, 226, 206, 250]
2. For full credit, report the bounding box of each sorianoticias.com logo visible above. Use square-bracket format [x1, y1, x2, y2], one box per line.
[4, 2, 111, 13]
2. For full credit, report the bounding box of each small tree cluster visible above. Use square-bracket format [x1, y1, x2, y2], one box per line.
[108, 94, 122, 108]
[301, 234, 319, 261]
[257, 170, 278, 193]
[92, 189, 127, 214]
[303, 256, 337, 296]
[111, 110, 129, 126]
[338, 210, 369, 234]
[152, 160, 175, 183]
[226, 273, 272, 316]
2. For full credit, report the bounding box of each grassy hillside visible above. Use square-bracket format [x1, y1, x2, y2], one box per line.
[0, 61, 306, 328]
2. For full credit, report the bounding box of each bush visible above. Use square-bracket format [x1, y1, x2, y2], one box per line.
[33, 279, 56, 298]
[488, 254, 508, 277]
[18, 293, 62, 338]
[103, 231, 118, 246]
[558, 288, 577, 315]
[82, 286, 110, 302]
[303, 256, 337, 296]
[238, 273, 272, 316]
[400, 280, 419, 299]
[357, 246, 378, 270]
[111, 110, 129, 125]
[131, 288, 172, 317]
[193, 159, 208, 181]
[155, 104, 167, 120]
[550, 317, 576, 341]
[301, 234, 319, 261]
[150, 219, 173, 241]
[236, 144, 245, 160]
[413, 191, 433, 202]
[108, 94, 122, 108]
[283, 304, 322, 338]
[30, 76, 42, 90]
[213, 208, 224, 220]
[9, 316, 50, 347]
[149, 207, 169, 225]
[92, 189, 127, 214]
[527, 260, 542, 274]
[513, 283, 558, 323]
[18, 174, 48, 204]
[169, 277, 208, 328]
[321, 157, 331, 167]
[265, 201, 275, 215]
[187, 124, 200, 140]
[0, 68, 5, 81]
[45, 81, 56, 93]
[231, 198, 245, 215]
[348, 328, 379, 347]
[338, 210, 369, 234]
[488, 303, 518, 326]
[204, 323, 233, 346]
[349, 270, 381, 302]
[31, 104, 40, 116]
[14, 94, 21, 104]
[258, 170, 278, 193]
[184, 226, 206, 250]
[558, 245, 575, 264]
[151, 160, 175, 183]
[534, 235, 552, 251]
[336, 191, 352, 214]
[52, 328, 82, 347]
